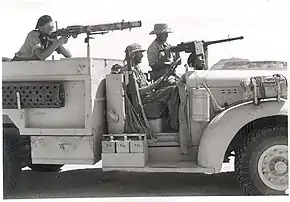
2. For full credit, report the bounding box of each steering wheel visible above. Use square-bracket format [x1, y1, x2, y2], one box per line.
[157, 58, 182, 86]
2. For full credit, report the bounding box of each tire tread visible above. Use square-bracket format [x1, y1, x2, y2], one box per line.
[235, 123, 288, 195]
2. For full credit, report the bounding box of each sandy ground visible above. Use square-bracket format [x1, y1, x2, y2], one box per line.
[7, 158, 243, 199]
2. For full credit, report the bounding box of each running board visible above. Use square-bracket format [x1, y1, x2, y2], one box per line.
[102, 161, 215, 174]
[148, 142, 179, 147]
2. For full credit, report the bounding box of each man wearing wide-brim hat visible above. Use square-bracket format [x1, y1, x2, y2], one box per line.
[147, 23, 180, 83]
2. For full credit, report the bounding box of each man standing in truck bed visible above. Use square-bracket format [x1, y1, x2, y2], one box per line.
[147, 23, 180, 84]
[12, 15, 71, 61]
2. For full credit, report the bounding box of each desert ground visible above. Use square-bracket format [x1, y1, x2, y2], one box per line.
[6, 157, 245, 199]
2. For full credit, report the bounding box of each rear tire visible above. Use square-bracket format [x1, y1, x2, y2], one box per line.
[28, 164, 63, 172]
[235, 124, 288, 195]
[3, 135, 21, 197]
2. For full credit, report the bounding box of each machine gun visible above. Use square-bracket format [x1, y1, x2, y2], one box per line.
[165, 36, 244, 70]
[48, 20, 142, 57]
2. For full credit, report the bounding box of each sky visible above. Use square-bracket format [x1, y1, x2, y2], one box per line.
[1, 0, 289, 72]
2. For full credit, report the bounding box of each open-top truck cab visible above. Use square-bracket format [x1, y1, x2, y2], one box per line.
[2, 35, 288, 196]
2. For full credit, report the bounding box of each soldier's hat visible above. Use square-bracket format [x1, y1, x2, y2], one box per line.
[125, 43, 146, 54]
[35, 15, 53, 29]
[149, 23, 172, 35]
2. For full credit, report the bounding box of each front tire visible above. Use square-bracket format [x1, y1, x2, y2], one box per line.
[235, 124, 288, 195]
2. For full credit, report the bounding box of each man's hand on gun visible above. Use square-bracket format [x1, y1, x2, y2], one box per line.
[163, 46, 172, 56]
[48, 36, 69, 46]
[57, 36, 69, 45]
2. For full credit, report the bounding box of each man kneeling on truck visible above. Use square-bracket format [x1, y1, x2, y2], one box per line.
[123, 43, 184, 132]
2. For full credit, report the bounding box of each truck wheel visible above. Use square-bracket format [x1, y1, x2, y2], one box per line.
[28, 164, 64, 172]
[3, 135, 21, 196]
[235, 124, 288, 195]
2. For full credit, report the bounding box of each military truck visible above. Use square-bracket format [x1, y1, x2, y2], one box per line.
[2, 34, 288, 196]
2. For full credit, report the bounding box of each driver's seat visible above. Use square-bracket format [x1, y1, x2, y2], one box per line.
[109, 63, 167, 133]
[143, 101, 167, 133]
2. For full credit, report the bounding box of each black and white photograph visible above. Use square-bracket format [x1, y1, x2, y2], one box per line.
[1, 0, 289, 200]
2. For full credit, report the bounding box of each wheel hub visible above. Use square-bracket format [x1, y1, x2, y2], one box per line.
[258, 145, 288, 191]
[275, 162, 287, 174]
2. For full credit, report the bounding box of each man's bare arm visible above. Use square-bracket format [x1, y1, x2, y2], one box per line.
[34, 41, 61, 60]
[58, 45, 72, 58]
[35, 36, 69, 60]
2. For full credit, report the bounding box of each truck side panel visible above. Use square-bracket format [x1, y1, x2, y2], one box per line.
[2, 58, 91, 135]
[31, 136, 95, 165]
[25, 80, 86, 129]
[2, 58, 123, 165]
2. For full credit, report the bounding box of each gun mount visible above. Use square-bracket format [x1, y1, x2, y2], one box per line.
[166, 36, 244, 70]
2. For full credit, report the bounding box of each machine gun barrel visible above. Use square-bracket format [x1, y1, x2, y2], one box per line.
[165, 36, 244, 53]
[49, 20, 142, 38]
[204, 36, 244, 47]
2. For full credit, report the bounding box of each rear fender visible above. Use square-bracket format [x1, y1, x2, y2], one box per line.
[197, 99, 288, 172]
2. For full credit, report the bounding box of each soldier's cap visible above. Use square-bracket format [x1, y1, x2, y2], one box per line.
[35, 15, 53, 29]
[149, 23, 172, 35]
[125, 43, 146, 54]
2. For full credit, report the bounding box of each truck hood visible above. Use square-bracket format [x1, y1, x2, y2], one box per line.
[186, 69, 288, 88]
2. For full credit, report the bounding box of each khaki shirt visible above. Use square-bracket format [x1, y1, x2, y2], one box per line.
[147, 39, 174, 67]
[14, 30, 60, 60]
[15, 30, 46, 60]
[132, 65, 148, 88]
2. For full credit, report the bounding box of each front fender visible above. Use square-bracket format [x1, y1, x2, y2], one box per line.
[197, 99, 288, 173]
